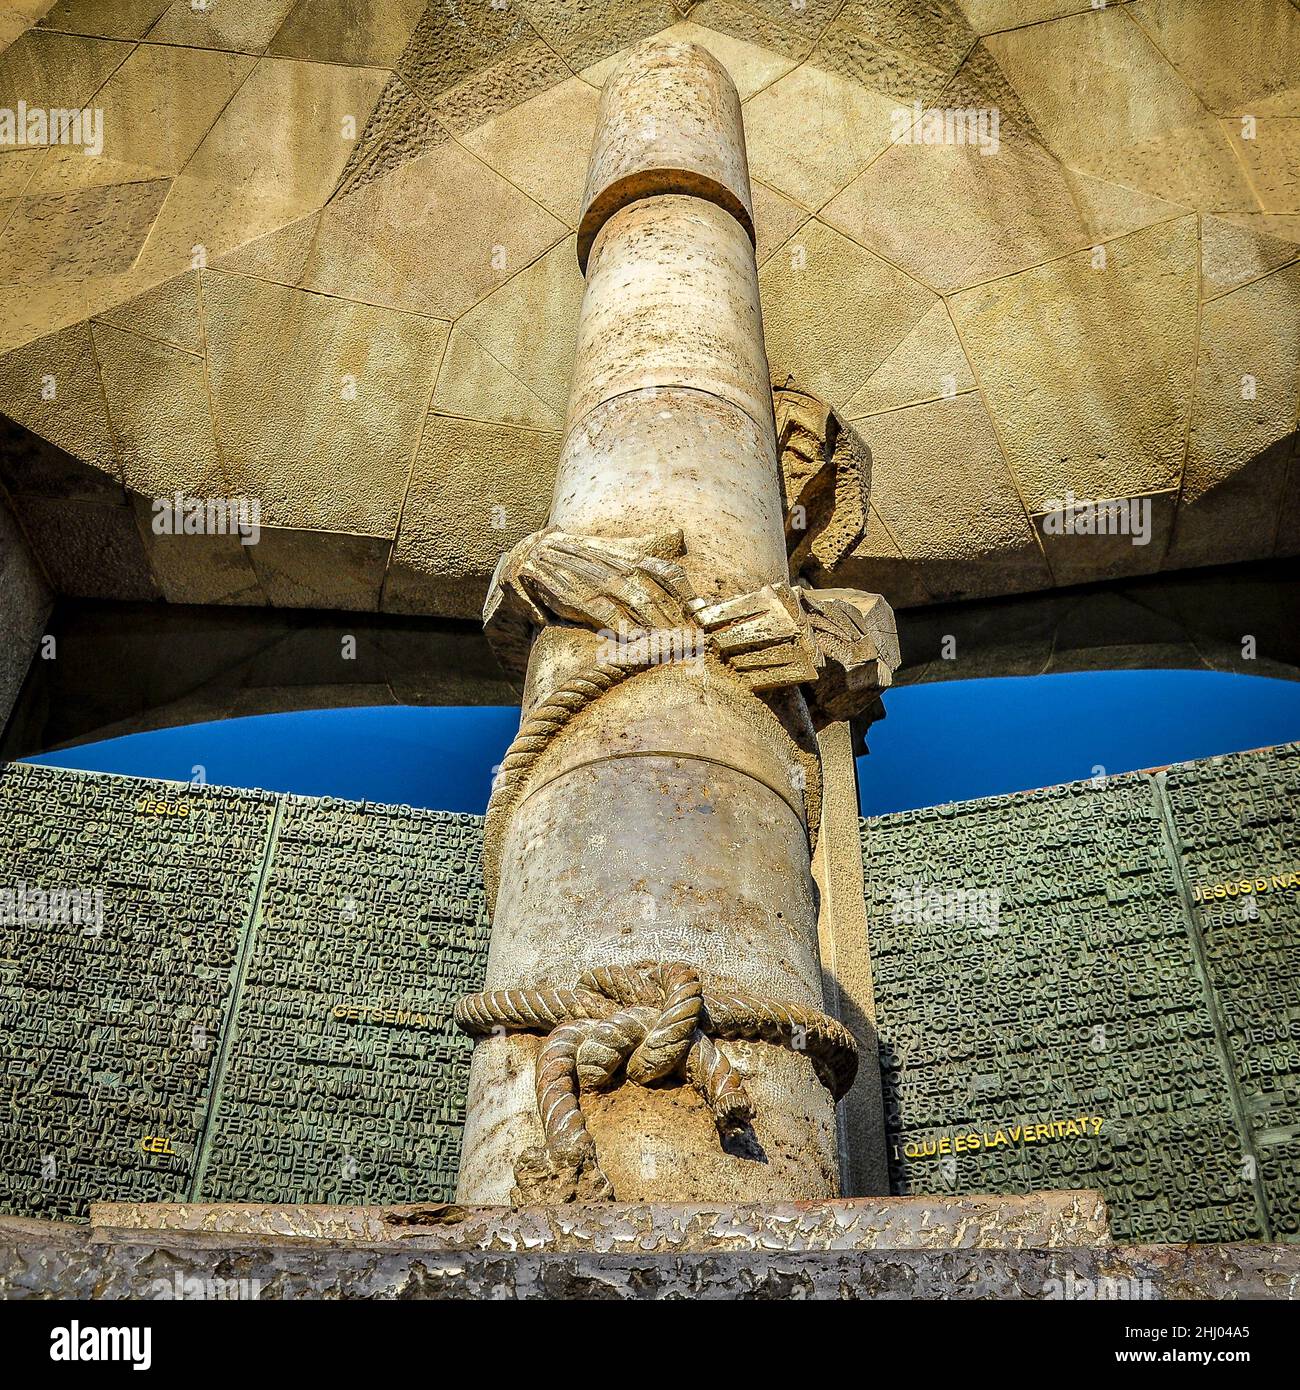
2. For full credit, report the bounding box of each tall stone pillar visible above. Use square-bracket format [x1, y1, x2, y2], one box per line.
[455, 40, 897, 1205]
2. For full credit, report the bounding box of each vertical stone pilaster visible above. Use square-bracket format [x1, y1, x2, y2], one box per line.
[813, 720, 890, 1196]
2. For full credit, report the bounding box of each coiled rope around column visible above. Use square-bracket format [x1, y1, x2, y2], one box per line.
[481, 648, 651, 906]
[454, 960, 857, 1203]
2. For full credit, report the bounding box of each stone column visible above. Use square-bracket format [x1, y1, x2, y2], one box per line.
[455, 40, 896, 1206]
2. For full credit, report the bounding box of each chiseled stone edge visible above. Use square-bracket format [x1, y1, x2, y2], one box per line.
[85, 1192, 1111, 1252]
[5, 1221, 1300, 1300]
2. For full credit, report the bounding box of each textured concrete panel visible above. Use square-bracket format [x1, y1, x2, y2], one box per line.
[202, 273, 449, 536]
[25, 41, 253, 196]
[385, 415, 560, 618]
[1166, 263, 1300, 569]
[950, 218, 1200, 513]
[759, 219, 936, 408]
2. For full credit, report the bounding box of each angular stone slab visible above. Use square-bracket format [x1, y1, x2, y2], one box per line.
[87, 1192, 1111, 1252]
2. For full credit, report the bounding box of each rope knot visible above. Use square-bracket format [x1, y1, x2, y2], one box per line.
[455, 958, 857, 1205]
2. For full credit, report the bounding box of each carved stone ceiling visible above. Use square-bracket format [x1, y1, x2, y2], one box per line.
[0, 0, 1298, 617]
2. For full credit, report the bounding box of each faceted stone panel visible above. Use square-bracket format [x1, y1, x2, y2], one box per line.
[385, 415, 560, 618]
[948, 217, 1200, 512]
[201, 272, 449, 537]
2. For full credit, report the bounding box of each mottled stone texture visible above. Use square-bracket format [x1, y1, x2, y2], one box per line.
[458, 38, 847, 1206]
[0, 763, 487, 1221]
[4, 1216, 1300, 1299]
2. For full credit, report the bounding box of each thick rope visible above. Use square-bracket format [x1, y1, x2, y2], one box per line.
[454, 960, 857, 1202]
[481, 650, 650, 905]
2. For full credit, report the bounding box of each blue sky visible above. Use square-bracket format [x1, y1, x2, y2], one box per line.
[23, 669, 1300, 817]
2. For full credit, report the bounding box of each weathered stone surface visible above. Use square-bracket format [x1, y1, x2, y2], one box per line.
[1033, 490, 1177, 588]
[37, 0, 172, 41]
[0, 323, 120, 490]
[244, 528, 391, 612]
[751, 181, 806, 267]
[842, 302, 974, 418]
[463, 79, 603, 229]
[4, 1218, 1300, 1299]
[523, 0, 681, 71]
[93, 271, 202, 353]
[127, 504, 264, 608]
[88, 1191, 1113, 1250]
[824, 124, 1183, 296]
[202, 273, 449, 536]
[396, 0, 544, 104]
[760, 220, 936, 409]
[0, 28, 131, 113]
[147, 0, 299, 51]
[267, 0, 428, 68]
[744, 64, 899, 209]
[812, 0, 974, 100]
[582, 18, 797, 99]
[325, 141, 566, 320]
[11, 496, 157, 600]
[25, 41, 252, 196]
[91, 321, 223, 500]
[985, 8, 1256, 211]
[1167, 263, 1300, 569]
[1229, 116, 1300, 214]
[432, 238, 584, 430]
[385, 416, 560, 618]
[1129, 0, 1300, 116]
[0, 179, 171, 285]
[1200, 214, 1300, 300]
[854, 392, 1050, 603]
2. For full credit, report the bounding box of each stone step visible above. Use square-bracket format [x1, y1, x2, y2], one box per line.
[85, 1190, 1111, 1253]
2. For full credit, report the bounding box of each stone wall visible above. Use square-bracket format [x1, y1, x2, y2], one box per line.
[2, 3, 1297, 618]
[1, 744, 1296, 1240]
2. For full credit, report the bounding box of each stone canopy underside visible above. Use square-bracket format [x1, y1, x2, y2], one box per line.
[1, 0, 1298, 616]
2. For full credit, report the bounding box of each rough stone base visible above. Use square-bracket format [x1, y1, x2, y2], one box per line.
[3, 1195, 1298, 1299]
[86, 1191, 1112, 1251]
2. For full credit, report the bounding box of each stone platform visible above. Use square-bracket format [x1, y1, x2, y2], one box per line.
[86, 1191, 1113, 1252]
[2, 1192, 1299, 1298]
